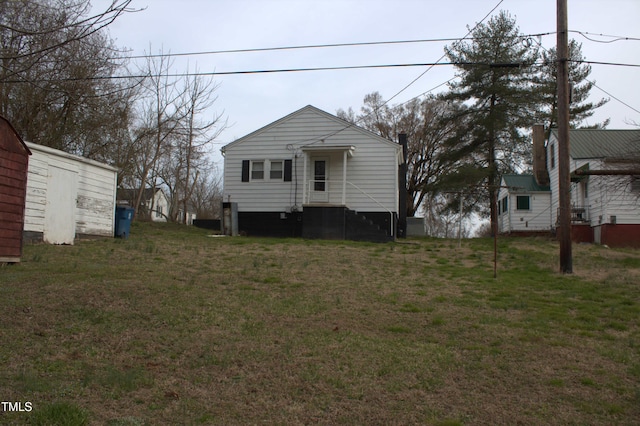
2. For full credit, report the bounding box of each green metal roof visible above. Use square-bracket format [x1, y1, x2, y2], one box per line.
[502, 174, 550, 192]
[550, 129, 640, 159]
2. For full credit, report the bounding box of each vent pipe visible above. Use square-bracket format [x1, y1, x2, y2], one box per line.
[397, 133, 408, 238]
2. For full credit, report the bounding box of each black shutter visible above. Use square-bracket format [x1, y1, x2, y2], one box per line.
[241, 160, 250, 182]
[284, 159, 292, 182]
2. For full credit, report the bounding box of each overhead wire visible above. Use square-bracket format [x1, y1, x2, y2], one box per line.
[570, 30, 640, 44]
[383, 0, 506, 106]
[277, 0, 511, 150]
[529, 36, 640, 116]
[3, 60, 570, 84]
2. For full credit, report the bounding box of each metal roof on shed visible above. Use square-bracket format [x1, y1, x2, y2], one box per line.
[550, 129, 640, 159]
[502, 174, 550, 192]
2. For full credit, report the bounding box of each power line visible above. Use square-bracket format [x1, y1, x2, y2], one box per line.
[570, 30, 640, 44]
[99, 29, 639, 63]
[529, 37, 640, 118]
[1, 60, 557, 84]
[122, 36, 519, 60]
[3, 58, 637, 91]
[260, 0, 513, 152]
[384, 0, 506, 106]
[577, 60, 640, 68]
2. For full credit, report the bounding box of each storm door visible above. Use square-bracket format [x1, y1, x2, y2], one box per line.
[310, 157, 329, 202]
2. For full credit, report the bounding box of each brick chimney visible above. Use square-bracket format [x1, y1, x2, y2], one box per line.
[532, 124, 549, 186]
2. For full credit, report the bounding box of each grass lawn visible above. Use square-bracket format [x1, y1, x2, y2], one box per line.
[1, 222, 639, 425]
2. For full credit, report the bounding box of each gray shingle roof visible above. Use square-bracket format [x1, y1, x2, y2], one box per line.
[502, 174, 550, 192]
[551, 129, 640, 159]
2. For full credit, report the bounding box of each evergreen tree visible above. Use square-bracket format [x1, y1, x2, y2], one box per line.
[536, 39, 609, 136]
[443, 10, 541, 234]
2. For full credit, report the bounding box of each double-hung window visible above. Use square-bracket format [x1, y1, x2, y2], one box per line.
[251, 161, 264, 180]
[242, 159, 292, 182]
[270, 161, 283, 180]
[501, 197, 508, 214]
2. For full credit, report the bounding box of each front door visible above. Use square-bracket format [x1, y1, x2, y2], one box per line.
[310, 157, 329, 203]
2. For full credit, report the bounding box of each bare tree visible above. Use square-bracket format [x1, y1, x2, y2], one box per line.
[173, 71, 225, 223]
[338, 92, 464, 217]
[0, 0, 139, 152]
[130, 49, 186, 219]
[190, 166, 223, 219]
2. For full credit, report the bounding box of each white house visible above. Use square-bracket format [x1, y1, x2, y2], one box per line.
[24, 142, 118, 244]
[221, 105, 402, 241]
[117, 187, 170, 222]
[498, 174, 551, 234]
[546, 128, 640, 247]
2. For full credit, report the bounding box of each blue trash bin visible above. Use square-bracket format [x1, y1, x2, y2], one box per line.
[115, 206, 134, 238]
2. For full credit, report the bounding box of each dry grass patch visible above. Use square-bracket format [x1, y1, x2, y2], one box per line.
[1, 223, 639, 424]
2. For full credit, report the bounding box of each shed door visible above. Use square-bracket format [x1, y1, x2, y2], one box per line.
[44, 166, 78, 244]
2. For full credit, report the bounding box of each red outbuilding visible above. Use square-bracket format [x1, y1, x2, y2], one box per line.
[0, 116, 31, 263]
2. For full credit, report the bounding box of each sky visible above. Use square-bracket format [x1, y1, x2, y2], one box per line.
[91, 0, 640, 168]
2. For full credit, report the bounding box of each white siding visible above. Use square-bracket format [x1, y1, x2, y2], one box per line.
[506, 193, 551, 231]
[223, 106, 400, 214]
[497, 184, 511, 232]
[24, 142, 117, 240]
[151, 191, 169, 222]
[498, 179, 551, 232]
[548, 135, 561, 228]
[548, 133, 640, 228]
[586, 162, 640, 225]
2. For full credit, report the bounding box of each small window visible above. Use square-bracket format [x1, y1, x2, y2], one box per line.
[550, 143, 556, 169]
[501, 197, 508, 214]
[156, 206, 163, 218]
[583, 180, 589, 198]
[632, 176, 640, 193]
[270, 161, 283, 180]
[516, 195, 530, 211]
[251, 161, 264, 180]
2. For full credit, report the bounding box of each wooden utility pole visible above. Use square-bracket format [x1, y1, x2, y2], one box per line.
[557, 0, 573, 273]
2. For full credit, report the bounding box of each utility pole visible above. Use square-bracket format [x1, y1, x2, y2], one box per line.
[457, 191, 463, 249]
[557, 0, 573, 273]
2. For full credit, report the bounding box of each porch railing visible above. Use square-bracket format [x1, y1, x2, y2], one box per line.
[305, 179, 346, 205]
[556, 205, 590, 224]
[304, 179, 395, 237]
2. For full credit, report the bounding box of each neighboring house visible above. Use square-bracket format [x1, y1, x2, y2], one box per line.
[117, 187, 169, 222]
[0, 116, 31, 262]
[498, 174, 552, 235]
[24, 142, 118, 244]
[544, 128, 640, 247]
[176, 204, 197, 225]
[221, 105, 403, 241]
[533, 126, 640, 247]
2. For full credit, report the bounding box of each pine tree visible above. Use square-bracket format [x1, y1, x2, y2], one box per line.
[443, 10, 541, 235]
[536, 39, 609, 136]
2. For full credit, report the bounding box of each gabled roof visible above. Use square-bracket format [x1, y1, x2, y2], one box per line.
[0, 115, 31, 156]
[221, 105, 401, 153]
[502, 174, 550, 192]
[550, 129, 640, 160]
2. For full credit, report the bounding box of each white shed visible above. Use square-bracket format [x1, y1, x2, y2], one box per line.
[24, 142, 118, 244]
[498, 174, 552, 234]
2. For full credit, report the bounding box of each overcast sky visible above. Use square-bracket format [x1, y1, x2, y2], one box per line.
[92, 0, 640, 167]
